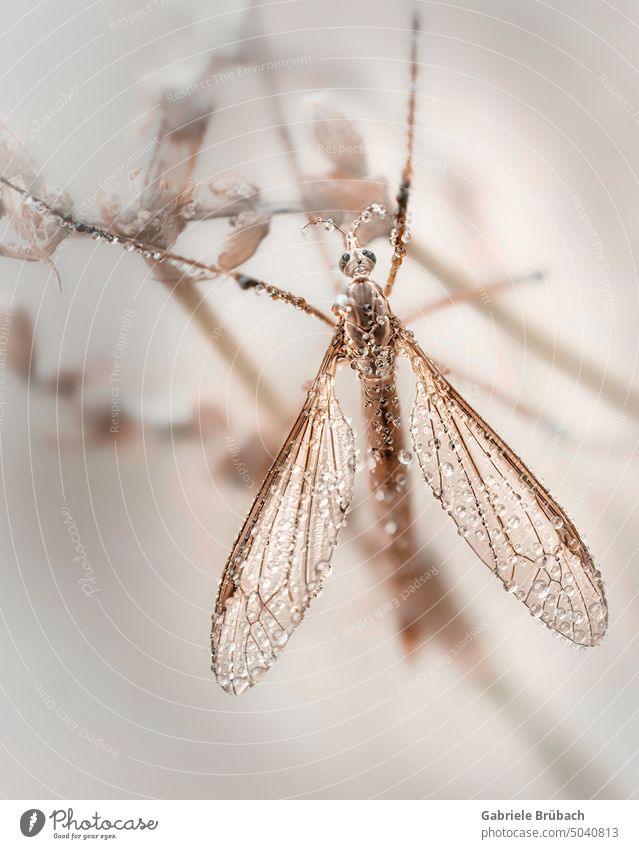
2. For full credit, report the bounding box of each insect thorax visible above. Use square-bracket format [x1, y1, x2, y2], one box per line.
[343, 278, 395, 381]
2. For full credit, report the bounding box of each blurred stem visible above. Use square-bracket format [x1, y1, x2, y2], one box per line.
[149, 260, 288, 430]
[411, 240, 639, 421]
[486, 674, 624, 799]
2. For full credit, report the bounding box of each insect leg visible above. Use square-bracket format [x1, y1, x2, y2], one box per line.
[232, 273, 335, 327]
[384, 14, 420, 298]
[402, 270, 544, 323]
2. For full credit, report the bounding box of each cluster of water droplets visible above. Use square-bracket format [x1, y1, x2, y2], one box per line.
[244, 279, 317, 316]
[11, 185, 219, 282]
[212, 376, 355, 694]
[351, 202, 388, 232]
[408, 360, 606, 647]
[390, 210, 411, 260]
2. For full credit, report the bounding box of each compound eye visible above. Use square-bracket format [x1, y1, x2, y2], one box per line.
[362, 249, 377, 264]
[339, 252, 351, 269]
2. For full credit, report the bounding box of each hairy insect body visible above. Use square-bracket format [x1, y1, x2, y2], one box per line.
[343, 278, 423, 630]
[343, 278, 404, 497]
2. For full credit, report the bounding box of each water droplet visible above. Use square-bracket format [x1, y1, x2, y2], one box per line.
[441, 462, 454, 477]
[548, 563, 562, 581]
[398, 449, 412, 465]
[316, 560, 332, 578]
[532, 579, 549, 598]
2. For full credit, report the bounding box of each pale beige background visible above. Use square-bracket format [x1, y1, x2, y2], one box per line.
[0, 0, 637, 798]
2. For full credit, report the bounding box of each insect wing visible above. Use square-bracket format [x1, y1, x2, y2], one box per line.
[211, 332, 355, 694]
[403, 331, 607, 646]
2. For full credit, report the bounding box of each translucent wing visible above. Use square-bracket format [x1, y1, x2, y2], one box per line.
[211, 330, 355, 694]
[402, 330, 608, 646]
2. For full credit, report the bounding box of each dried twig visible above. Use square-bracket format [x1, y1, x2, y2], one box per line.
[411, 240, 639, 420]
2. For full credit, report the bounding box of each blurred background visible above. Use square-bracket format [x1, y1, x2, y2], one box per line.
[0, 0, 638, 799]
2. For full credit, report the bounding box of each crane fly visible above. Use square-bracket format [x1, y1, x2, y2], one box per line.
[0, 19, 608, 698]
[210, 223, 608, 694]
[209, 26, 608, 695]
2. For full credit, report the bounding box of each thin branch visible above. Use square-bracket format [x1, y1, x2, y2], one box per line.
[411, 239, 639, 421]
[151, 259, 289, 429]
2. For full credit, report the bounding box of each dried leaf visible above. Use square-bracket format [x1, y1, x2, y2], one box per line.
[0, 122, 71, 269]
[147, 83, 213, 201]
[100, 76, 215, 248]
[302, 176, 392, 243]
[217, 210, 270, 271]
[0, 242, 63, 289]
[0, 123, 39, 188]
[311, 98, 368, 178]
[188, 176, 260, 221]
[0, 308, 35, 380]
